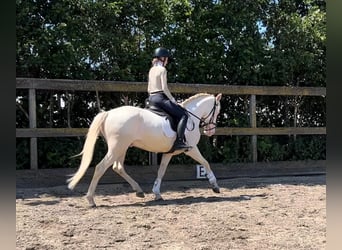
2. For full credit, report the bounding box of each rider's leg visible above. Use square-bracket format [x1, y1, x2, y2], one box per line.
[149, 93, 192, 152]
[171, 115, 192, 151]
[161, 100, 192, 151]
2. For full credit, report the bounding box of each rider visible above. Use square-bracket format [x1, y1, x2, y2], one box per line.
[147, 47, 192, 152]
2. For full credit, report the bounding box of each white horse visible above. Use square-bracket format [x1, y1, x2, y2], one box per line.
[68, 93, 222, 207]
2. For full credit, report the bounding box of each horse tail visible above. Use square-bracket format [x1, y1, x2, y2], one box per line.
[67, 111, 108, 190]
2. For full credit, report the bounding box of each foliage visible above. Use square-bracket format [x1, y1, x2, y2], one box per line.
[16, 139, 30, 169]
[16, 0, 326, 169]
[257, 135, 326, 161]
[37, 138, 85, 168]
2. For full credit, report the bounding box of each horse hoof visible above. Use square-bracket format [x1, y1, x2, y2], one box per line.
[154, 195, 163, 201]
[136, 191, 145, 198]
[212, 187, 220, 193]
[86, 195, 96, 207]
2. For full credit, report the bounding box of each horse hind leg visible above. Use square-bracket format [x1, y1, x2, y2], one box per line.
[112, 154, 144, 198]
[86, 153, 114, 207]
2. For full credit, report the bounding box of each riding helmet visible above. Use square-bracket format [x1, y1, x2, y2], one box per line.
[153, 47, 170, 58]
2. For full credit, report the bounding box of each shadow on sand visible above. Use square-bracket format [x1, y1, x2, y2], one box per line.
[16, 174, 325, 202]
[95, 193, 268, 209]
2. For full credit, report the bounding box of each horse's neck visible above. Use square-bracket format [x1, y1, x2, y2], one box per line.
[184, 96, 212, 118]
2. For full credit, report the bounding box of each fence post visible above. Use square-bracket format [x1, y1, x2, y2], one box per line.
[29, 88, 38, 169]
[249, 94, 257, 163]
[149, 152, 158, 166]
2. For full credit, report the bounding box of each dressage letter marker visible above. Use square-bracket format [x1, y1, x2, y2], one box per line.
[196, 165, 207, 179]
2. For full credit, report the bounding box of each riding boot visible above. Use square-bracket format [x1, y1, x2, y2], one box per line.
[169, 116, 192, 152]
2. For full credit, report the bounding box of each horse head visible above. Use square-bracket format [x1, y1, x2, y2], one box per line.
[182, 93, 222, 137]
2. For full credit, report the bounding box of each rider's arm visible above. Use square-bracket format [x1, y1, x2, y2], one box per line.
[160, 68, 176, 103]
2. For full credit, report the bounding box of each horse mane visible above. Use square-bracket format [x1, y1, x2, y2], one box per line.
[181, 93, 212, 106]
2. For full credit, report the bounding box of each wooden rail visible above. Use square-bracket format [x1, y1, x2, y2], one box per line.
[17, 78, 326, 96]
[16, 127, 326, 138]
[16, 78, 326, 169]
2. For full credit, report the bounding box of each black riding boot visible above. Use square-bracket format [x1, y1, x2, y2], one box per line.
[169, 116, 192, 152]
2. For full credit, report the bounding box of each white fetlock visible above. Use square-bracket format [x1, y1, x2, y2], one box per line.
[206, 171, 217, 184]
[152, 179, 161, 195]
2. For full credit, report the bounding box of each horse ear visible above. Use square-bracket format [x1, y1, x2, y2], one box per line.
[216, 93, 222, 101]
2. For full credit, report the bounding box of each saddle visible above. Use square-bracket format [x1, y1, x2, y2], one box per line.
[145, 99, 178, 132]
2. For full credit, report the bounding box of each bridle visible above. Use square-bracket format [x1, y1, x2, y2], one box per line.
[185, 97, 219, 132]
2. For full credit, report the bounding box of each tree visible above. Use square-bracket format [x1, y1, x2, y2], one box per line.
[16, 0, 326, 168]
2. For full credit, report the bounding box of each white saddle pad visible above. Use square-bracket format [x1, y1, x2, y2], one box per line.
[161, 117, 176, 138]
[161, 117, 191, 138]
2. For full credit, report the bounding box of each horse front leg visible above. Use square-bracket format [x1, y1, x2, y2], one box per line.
[185, 146, 220, 193]
[152, 154, 173, 200]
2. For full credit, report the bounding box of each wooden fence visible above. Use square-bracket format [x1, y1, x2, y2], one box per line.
[16, 78, 326, 170]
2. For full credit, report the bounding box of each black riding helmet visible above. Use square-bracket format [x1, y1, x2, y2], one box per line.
[153, 47, 170, 58]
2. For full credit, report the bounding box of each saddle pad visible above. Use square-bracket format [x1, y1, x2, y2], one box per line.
[161, 117, 176, 138]
[161, 117, 191, 138]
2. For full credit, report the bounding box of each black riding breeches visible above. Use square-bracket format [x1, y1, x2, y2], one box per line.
[148, 92, 187, 122]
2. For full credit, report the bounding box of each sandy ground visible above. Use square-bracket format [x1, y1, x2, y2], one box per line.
[16, 175, 326, 250]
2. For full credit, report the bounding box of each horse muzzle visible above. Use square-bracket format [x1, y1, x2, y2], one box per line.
[203, 125, 216, 137]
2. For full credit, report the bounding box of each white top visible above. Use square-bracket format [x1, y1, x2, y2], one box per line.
[148, 64, 175, 102]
